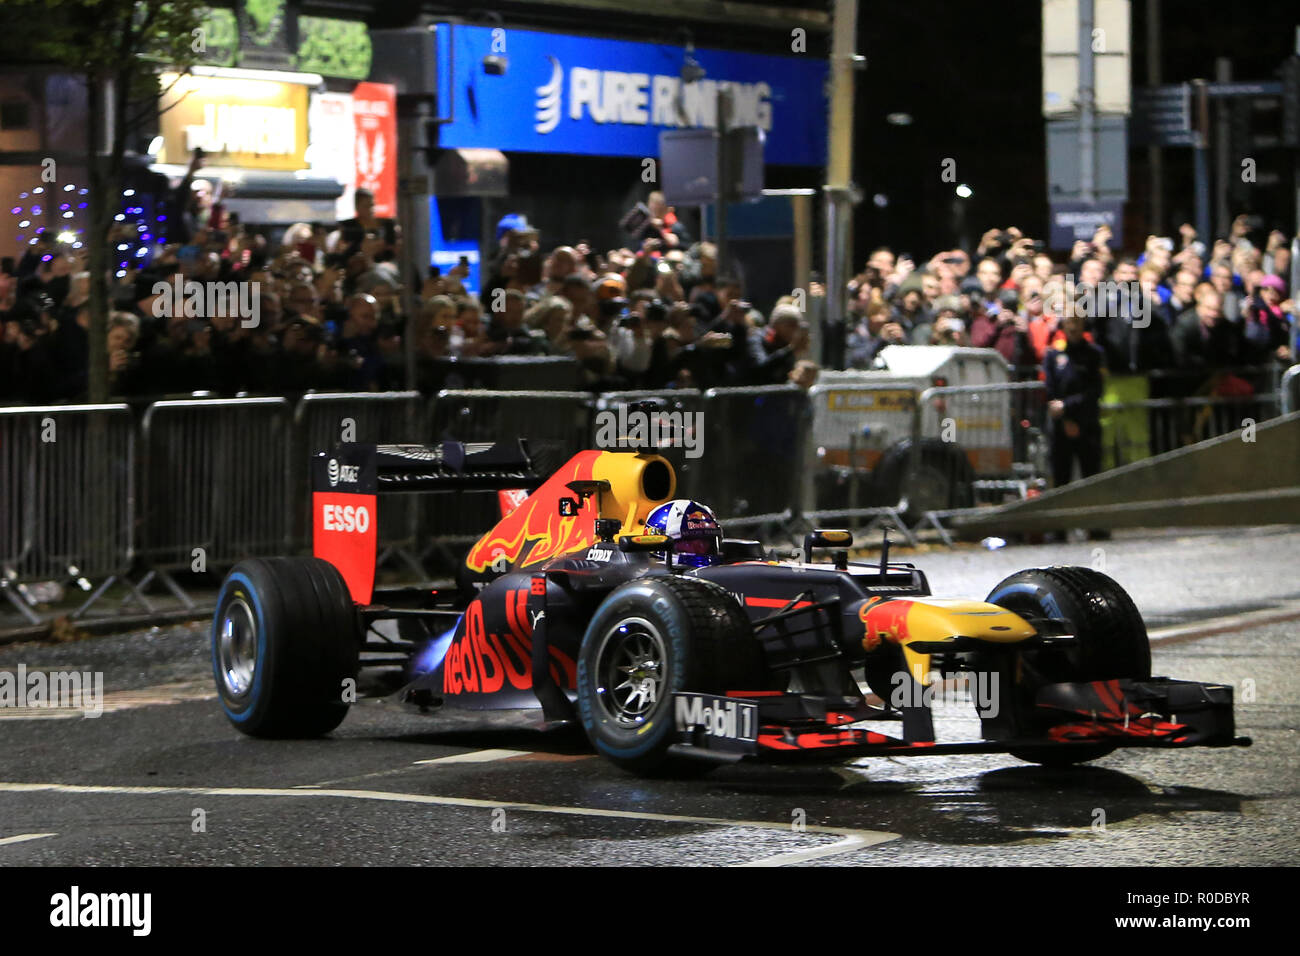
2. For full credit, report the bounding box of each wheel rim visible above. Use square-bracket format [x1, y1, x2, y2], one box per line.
[218, 596, 258, 699]
[593, 617, 668, 726]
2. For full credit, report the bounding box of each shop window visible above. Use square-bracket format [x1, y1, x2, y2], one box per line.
[0, 101, 31, 131]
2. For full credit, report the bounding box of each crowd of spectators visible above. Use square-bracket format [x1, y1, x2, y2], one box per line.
[843, 217, 1296, 384]
[0, 181, 820, 403]
[2, 155, 1295, 407]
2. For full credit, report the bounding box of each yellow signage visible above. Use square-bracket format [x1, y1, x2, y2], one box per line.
[826, 389, 916, 413]
[159, 73, 309, 171]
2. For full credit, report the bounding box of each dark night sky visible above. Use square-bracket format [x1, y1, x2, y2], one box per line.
[848, 0, 1300, 259]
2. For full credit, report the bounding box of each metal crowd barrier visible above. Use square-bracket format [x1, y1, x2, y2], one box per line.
[0, 405, 135, 622]
[423, 355, 582, 392]
[909, 382, 1049, 545]
[699, 385, 808, 530]
[593, 389, 706, 500]
[802, 382, 919, 540]
[423, 390, 593, 553]
[1101, 390, 1281, 468]
[294, 391, 427, 577]
[11, 361, 1299, 630]
[138, 398, 292, 608]
[1279, 364, 1299, 415]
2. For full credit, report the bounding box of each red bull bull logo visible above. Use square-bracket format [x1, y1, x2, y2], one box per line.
[862, 598, 913, 652]
[466, 451, 602, 573]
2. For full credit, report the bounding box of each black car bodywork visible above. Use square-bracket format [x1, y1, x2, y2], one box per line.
[211, 437, 1250, 774]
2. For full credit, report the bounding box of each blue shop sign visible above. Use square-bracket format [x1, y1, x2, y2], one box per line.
[434, 25, 827, 167]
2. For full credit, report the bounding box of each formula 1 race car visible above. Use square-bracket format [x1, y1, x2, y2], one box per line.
[211, 433, 1250, 775]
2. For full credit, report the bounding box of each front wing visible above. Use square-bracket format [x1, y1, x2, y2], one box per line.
[671, 678, 1251, 762]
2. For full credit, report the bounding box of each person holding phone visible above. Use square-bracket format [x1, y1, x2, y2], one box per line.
[337, 189, 399, 261]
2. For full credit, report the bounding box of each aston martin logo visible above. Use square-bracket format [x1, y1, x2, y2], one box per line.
[534, 57, 562, 134]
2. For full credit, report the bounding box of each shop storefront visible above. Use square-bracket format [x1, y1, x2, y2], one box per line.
[153, 69, 341, 226]
[422, 23, 828, 281]
[0, 3, 388, 263]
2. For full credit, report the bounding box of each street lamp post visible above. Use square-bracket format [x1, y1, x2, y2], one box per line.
[822, 0, 860, 371]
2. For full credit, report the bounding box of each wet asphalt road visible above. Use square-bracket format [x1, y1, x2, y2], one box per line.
[0, 526, 1296, 867]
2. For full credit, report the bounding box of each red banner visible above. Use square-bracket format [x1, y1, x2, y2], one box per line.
[351, 82, 397, 218]
[312, 491, 377, 604]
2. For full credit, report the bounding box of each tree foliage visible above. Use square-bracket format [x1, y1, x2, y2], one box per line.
[2, 1, 210, 401]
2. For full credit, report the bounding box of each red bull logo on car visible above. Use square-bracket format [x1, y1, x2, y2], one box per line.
[441, 591, 576, 694]
[861, 598, 913, 652]
[465, 451, 602, 573]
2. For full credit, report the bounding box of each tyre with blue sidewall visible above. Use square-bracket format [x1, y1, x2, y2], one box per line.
[576, 575, 762, 776]
[212, 557, 359, 738]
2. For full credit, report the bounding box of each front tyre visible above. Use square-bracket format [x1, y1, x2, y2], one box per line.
[213, 557, 360, 738]
[576, 575, 763, 776]
[984, 566, 1150, 766]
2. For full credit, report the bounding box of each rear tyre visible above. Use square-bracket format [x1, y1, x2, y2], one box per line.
[983, 566, 1150, 766]
[212, 557, 360, 738]
[576, 575, 764, 776]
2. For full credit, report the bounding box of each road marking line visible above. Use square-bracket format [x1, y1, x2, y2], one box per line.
[1147, 600, 1300, 646]
[736, 834, 885, 867]
[504, 752, 594, 763]
[0, 781, 899, 863]
[0, 833, 56, 846]
[414, 749, 531, 765]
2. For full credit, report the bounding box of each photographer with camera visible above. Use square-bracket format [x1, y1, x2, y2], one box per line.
[750, 303, 811, 385]
[621, 191, 691, 252]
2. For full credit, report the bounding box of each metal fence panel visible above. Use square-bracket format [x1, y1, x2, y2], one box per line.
[910, 382, 1048, 515]
[805, 382, 921, 516]
[431, 390, 592, 472]
[140, 399, 291, 568]
[917, 382, 1046, 475]
[593, 390, 706, 500]
[423, 356, 582, 392]
[1102, 392, 1281, 467]
[293, 392, 426, 561]
[425, 390, 593, 546]
[1285, 364, 1300, 415]
[700, 386, 809, 526]
[0, 405, 134, 582]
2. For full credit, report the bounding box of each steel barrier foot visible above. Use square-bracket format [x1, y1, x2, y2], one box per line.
[155, 569, 197, 610]
[69, 575, 119, 620]
[119, 571, 158, 614]
[1, 582, 42, 626]
[920, 511, 957, 548]
[863, 509, 918, 548]
[377, 545, 428, 582]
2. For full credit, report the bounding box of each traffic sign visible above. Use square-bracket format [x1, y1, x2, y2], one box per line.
[1205, 81, 1282, 98]
[1049, 201, 1125, 251]
[1132, 83, 1191, 146]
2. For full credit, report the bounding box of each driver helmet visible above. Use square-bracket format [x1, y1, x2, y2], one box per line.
[643, 499, 723, 569]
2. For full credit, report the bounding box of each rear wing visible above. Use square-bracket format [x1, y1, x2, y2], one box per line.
[311, 440, 540, 603]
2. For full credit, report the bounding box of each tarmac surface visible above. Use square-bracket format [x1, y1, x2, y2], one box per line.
[0, 526, 1296, 866]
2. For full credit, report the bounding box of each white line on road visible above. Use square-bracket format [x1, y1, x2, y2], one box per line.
[1147, 600, 1300, 646]
[414, 749, 531, 765]
[736, 834, 881, 867]
[0, 781, 898, 866]
[0, 833, 55, 847]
